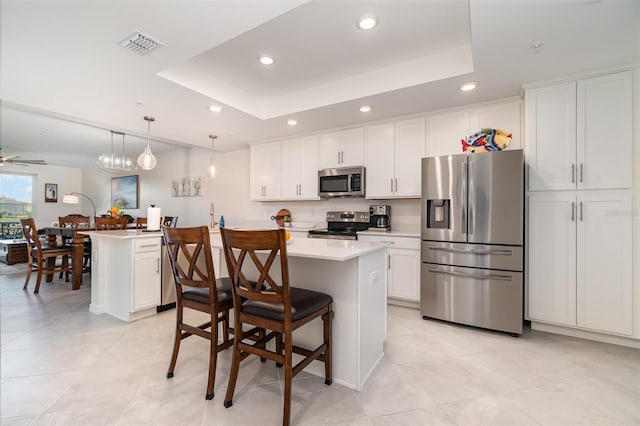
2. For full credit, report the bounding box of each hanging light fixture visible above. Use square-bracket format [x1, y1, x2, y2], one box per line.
[96, 130, 137, 173]
[207, 134, 217, 178]
[137, 116, 157, 170]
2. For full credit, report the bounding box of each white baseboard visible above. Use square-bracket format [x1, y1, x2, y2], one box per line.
[531, 321, 640, 349]
[387, 298, 419, 310]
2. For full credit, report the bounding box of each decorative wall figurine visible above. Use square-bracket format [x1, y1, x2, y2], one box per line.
[462, 128, 512, 153]
[171, 176, 204, 197]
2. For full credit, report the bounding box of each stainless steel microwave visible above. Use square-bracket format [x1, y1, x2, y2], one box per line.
[318, 166, 365, 198]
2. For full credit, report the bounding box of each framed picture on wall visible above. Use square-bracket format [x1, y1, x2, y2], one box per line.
[111, 175, 139, 209]
[45, 183, 58, 203]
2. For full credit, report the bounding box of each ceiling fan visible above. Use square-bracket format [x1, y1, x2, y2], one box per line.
[0, 148, 47, 166]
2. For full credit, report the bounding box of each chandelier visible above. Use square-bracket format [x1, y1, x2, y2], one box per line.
[96, 130, 137, 172]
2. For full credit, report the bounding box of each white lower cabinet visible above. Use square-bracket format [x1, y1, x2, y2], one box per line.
[133, 249, 161, 312]
[358, 234, 420, 304]
[528, 191, 632, 335]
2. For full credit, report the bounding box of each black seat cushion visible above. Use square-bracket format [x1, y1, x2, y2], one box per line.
[242, 287, 333, 322]
[182, 277, 233, 305]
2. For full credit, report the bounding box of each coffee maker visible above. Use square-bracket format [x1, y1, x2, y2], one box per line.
[369, 205, 391, 231]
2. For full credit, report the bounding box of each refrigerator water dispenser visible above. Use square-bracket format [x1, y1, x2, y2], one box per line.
[426, 199, 450, 229]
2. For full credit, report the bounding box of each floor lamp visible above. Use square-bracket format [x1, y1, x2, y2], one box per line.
[62, 192, 97, 223]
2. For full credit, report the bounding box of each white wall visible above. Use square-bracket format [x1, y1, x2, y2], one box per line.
[1, 163, 82, 226]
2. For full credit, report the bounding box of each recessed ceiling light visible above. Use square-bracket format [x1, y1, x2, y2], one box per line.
[258, 55, 275, 66]
[357, 15, 378, 30]
[359, 105, 372, 113]
[287, 119, 297, 126]
[209, 105, 222, 112]
[459, 82, 478, 92]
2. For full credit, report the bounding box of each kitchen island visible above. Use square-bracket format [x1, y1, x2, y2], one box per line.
[88, 229, 387, 390]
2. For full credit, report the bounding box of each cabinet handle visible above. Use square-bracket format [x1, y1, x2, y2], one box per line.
[571, 164, 575, 183]
[395, 178, 398, 192]
[298, 184, 301, 196]
[156, 258, 159, 274]
[139, 244, 157, 248]
[338, 151, 341, 164]
[580, 201, 583, 221]
[571, 201, 575, 222]
[388, 254, 391, 270]
[579, 163, 584, 183]
[390, 178, 394, 192]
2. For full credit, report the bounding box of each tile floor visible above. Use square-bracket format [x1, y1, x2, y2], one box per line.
[1, 267, 639, 425]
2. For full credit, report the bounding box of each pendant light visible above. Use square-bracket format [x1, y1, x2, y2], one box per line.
[207, 134, 217, 178]
[96, 130, 137, 172]
[137, 116, 157, 170]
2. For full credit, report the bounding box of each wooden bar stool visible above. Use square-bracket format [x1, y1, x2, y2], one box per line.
[220, 228, 334, 426]
[162, 226, 234, 400]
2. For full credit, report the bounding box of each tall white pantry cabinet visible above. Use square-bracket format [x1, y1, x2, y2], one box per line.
[526, 70, 633, 338]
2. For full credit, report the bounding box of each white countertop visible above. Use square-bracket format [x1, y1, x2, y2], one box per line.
[209, 232, 386, 261]
[358, 229, 420, 238]
[87, 228, 386, 261]
[86, 230, 163, 239]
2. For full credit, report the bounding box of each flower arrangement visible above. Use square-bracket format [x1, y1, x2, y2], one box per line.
[108, 206, 124, 218]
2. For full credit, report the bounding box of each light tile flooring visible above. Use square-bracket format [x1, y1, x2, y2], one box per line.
[1, 267, 639, 426]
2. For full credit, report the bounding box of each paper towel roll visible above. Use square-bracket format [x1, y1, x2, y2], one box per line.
[147, 207, 161, 231]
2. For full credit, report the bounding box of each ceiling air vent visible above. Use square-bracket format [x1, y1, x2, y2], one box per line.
[119, 31, 163, 55]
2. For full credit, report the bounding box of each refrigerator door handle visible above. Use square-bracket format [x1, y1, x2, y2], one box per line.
[467, 158, 474, 235]
[427, 245, 513, 256]
[428, 267, 513, 281]
[461, 161, 467, 235]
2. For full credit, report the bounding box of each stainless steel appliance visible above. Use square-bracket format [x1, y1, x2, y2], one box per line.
[159, 238, 176, 312]
[318, 166, 365, 198]
[368, 205, 391, 231]
[308, 211, 370, 240]
[421, 150, 524, 335]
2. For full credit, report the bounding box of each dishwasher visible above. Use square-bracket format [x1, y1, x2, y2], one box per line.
[158, 238, 176, 312]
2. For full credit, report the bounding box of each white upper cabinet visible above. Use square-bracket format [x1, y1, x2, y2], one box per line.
[250, 141, 282, 200]
[318, 128, 364, 169]
[526, 82, 577, 191]
[394, 117, 425, 198]
[427, 99, 521, 158]
[576, 72, 632, 190]
[282, 136, 319, 200]
[365, 117, 425, 199]
[365, 122, 395, 198]
[427, 110, 469, 157]
[527, 71, 632, 191]
[470, 102, 522, 150]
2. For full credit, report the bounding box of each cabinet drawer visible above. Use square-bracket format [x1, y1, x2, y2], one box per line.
[358, 234, 419, 250]
[134, 238, 161, 253]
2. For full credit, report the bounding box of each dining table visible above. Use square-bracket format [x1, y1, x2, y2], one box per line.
[41, 226, 93, 290]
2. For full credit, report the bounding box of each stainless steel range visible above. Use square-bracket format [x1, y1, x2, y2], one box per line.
[308, 211, 370, 240]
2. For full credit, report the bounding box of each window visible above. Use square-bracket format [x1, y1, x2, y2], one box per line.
[0, 173, 34, 239]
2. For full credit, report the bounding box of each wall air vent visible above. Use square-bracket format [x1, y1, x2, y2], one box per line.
[119, 31, 163, 55]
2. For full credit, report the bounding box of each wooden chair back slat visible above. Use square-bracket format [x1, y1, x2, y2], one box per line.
[94, 217, 128, 230]
[162, 226, 216, 292]
[59, 216, 91, 229]
[20, 218, 41, 253]
[163, 216, 178, 228]
[220, 228, 290, 308]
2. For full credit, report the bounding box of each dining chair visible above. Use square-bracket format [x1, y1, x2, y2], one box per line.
[20, 218, 73, 293]
[94, 216, 128, 230]
[161, 226, 235, 400]
[58, 215, 92, 273]
[220, 228, 334, 426]
[162, 216, 178, 227]
[135, 217, 147, 229]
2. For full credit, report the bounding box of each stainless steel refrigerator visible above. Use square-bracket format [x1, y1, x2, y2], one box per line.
[421, 150, 524, 335]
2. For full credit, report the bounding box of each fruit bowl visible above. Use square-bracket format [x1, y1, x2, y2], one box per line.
[291, 222, 315, 230]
